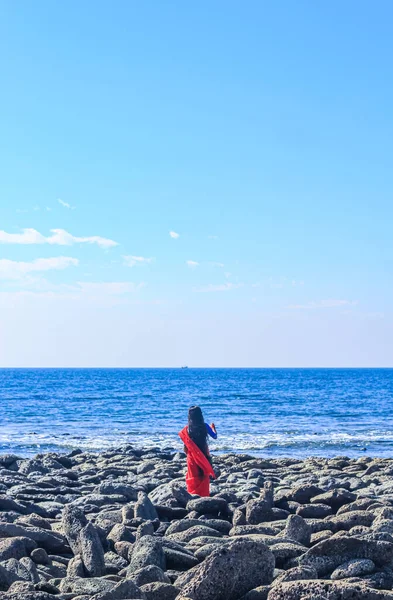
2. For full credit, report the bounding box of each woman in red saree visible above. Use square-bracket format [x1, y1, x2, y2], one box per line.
[179, 406, 217, 497]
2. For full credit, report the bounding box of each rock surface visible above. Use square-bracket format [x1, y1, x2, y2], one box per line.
[0, 449, 393, 598]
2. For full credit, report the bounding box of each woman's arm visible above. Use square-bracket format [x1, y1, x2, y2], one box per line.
[205, 422, 217, 440]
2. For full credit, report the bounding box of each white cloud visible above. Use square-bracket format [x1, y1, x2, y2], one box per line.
[0, 257, 79, 279]
[194, 282, 243, 292]
[0, 228, 117, 249]
[123, 255, 154, 267]
[208, 235, 219, 240]
[58, 199, 75, 209]
[186, 260, 199, 268]
[288, 299, 357, 309]
[169, 231, 180, 239]
[210, 262, 224, 268]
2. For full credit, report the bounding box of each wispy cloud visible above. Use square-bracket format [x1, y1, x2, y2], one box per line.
[169, 231, 180, 239]
[58, 199, 75, 210]
[194, 282, 243, 292]
[208, 235, 219, 240]
[210, 262, 224, 268]
[0, 257, 79, 279]
[186, 260, 199, 268]
[0, 281, 146, 306]
[288, 299, 357, 309]
[123, 255, 154, 267]
[77, 282, 144, 295]
[0, 228, 117, 249]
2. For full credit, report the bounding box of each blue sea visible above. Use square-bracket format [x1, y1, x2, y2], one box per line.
[0, 368, 392, 458]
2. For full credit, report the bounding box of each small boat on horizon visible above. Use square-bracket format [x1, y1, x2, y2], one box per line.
[181, 365, 189, 369]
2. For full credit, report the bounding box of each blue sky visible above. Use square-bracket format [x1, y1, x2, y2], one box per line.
[0, 1, 392, 367]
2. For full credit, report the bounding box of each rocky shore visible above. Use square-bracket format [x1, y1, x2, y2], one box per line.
[1, 448, 393, 599]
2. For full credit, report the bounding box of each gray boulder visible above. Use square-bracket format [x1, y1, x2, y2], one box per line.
[128, 535, 166, 573]
[295, 504, 332, 519]
[282, 515, 311, 546]
[129, 564, 171, 587]
[179, 539, 274, 600]
[30, 547, 50, 565]
[0, 537, 36, 562]
[79, 523, 106, 577]
[135, 492, 159, 521]
[93, 578, 145, 599]
[330, 558, 375, 580]
[67, 554, 85, 577]
[141, 581, 178, 600]
[310, 489, 356, 511]
[246, 499, 272, 524]
[187, 497, 228, 515]
[61, 505, 87, 555]
[300, 536, 393, 576]
[267, 580, 393, 599]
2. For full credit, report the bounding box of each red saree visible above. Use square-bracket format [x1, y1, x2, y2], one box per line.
[179, 426, 216, 497]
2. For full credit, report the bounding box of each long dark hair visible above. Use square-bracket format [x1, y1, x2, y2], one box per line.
[188, 405, 208, 456]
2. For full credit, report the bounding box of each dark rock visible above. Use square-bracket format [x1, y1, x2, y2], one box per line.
[270, 542, 308, 567]
[0, 523, 68, 554]
[246, 499, 272, 525]
[272, 565, 318, 585]
[167, 525, 222, 544]
[282, 515, 311, 546]
[163, 546, 199, 570]
[0, 563, 18, 591]
[267, 580, 393, 599]
[137, 521, 155, 539]
[114, 541, 133, 562]
[96, 482, 138, 501]
[141, 581, 178, 600]
[134, 492, 159, 521]
[79, 522, 106, 577]
[330, 510, 375, 532]
[330, 558, 375, 579]
[67, 555, 85, 578]
[7, 580, 35, 593]
[300, 536, 393, 576]
[128, 535, 165, 573]
[287, 484, 323, 504]
[31, 548, 50, 565]
[107, 523, 136, 546]
[129, 565, 171, 587]
[0, 496, 28, 514]
[59, 576, 115, 595]
[61, 505, 87, 555]
[19, 556, 40, 583]
[186, 497, 228, 515]
[178, 539, 274, 600]
[239, 585, 271, 600]
[295, 504, 332, 519]
[0, 537, 36, 561]
[310, 489, 356, 511]
[93, 578, 145, 599]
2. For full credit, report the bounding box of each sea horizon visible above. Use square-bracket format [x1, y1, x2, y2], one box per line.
[1, 368, 392, 459]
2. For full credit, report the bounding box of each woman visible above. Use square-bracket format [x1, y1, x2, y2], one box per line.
[179, 405, 217, 497]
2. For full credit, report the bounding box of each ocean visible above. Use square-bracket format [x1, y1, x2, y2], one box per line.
[0, 368, 392, 458]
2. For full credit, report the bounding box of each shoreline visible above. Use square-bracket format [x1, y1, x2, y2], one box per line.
[0, 446, 393, 599]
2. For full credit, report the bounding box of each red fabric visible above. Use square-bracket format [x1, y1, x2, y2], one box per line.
[179, 426, 215, 497]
